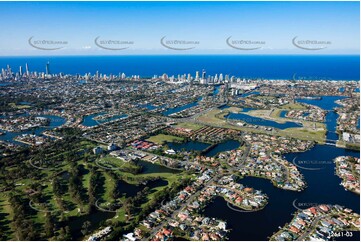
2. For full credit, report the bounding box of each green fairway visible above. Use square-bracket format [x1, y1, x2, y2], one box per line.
[146, 134, 184, 144]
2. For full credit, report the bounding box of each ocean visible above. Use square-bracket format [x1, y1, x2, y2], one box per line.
[0, 55, 359, 80]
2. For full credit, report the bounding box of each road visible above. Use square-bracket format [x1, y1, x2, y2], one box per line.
[298, 215, 326, 240]
[146, 174, 221, 240]
[146, 140, 251, 239]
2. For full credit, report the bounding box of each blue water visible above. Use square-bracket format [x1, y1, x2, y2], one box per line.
[203, 96, 360, 240]
[163, 101, 198, 116]
[81, 112, 106, 127]
[0, 82, 11, 86]
[0, 55, 359, 80]
[204, 145, 360, 241]
[167, 140, 241, 157]
[141, 103, 159, 111]
[213, 85, 221, 95]
[226, 112, 302, 129]
[0, 114, 66, 145]
[279, 110, 288, 118]
[167, 140, 211, 152]
[81, 112, 127, 127]
[296, 96, 346, 111]
[296, 96, 346, 141]
[204, 140, 241, 157]
[241, 91, 260, 97]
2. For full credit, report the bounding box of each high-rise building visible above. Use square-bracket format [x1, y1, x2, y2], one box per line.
[214, 74, 218, 83]
[46, 62, 50, 75]
[25, 63, 29, 76]
[19, 66, 23, 76]
[202, 69, 206, 80]
[195, 71, 199, 81]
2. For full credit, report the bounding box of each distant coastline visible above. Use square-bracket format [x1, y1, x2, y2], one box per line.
[0, 55, 359, 80]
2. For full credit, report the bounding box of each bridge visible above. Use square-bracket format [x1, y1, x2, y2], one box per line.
[325, 139, 337, 146]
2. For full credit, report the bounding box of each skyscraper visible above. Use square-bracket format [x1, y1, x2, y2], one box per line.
[19, 66, 23, 76]
[195, 71, 199, 81]
[202, 69, 206, 80]
[25, 63, 29, 76]
[46, 62, 50, 75]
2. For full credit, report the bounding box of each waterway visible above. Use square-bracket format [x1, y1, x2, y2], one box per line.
[81, 112, 127, 127]
[203, 144, 359, 241]
[163, 101, 199, 116]
[279, 110, 288, 118]
[0, 114, 66, 145]
[296, 96, 346, 141]
[213, 85, 221, 95]
[167, 140, 211, 153]
[167, 140, 241, 157]
[203, 95, 360, 241]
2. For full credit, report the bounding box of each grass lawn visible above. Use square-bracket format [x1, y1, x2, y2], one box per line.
[280, 128, 326, 143]
[146, 134, 184, 145]
[224, 106, 242, 113]
[97, 156, 139, 170]
[0, 194, 13, 239]
[175, 122, 203, 130]
[8, 103, 31, 109]
[197, 108, 229, 124]
[196, 108, 327, 143]
[101, 171, 116, 202]
[280, 103, 306, 110]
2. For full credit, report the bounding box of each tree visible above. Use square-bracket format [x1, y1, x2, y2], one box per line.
[52, 177, 63, 197]
[44, 212, 55, 238]
[81, 220, 91, 236]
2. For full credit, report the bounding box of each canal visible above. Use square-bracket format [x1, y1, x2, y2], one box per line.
[0, 114, 66, 145]
[81, 112, 127, 127]
[203, 95, 360, 240]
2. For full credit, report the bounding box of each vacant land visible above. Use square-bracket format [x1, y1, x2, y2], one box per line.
[195, 107, 326, 143]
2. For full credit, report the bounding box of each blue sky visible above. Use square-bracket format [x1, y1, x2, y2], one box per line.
[0, 1, 359, 55]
